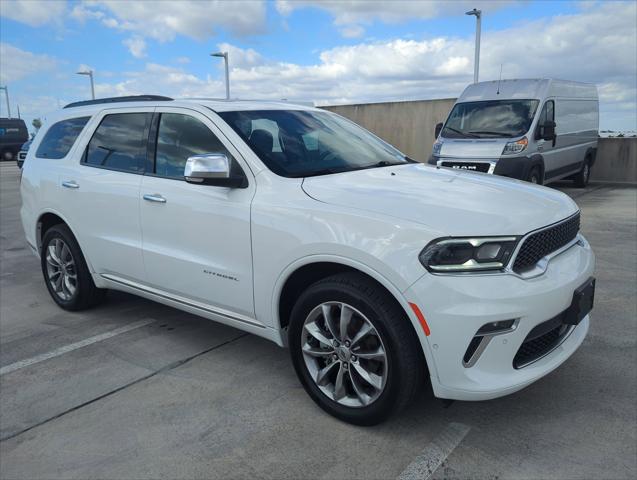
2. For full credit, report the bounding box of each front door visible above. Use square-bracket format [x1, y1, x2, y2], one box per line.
[139, 108, 257, 321]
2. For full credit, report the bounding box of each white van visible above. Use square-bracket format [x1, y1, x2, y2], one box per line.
[429, 79, 599, 186]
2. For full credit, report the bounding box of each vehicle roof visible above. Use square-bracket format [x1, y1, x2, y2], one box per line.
[59, 97, 318, 115]
[458, 78, 598, 102]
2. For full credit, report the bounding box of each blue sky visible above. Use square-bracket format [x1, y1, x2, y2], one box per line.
[1, 1, 636, 133]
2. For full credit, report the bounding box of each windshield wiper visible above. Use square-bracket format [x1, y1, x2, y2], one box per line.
[443, 126, 479, 138]
[468, 130, 514, 137]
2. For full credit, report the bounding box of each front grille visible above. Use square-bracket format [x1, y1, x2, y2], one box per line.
[513, 316, 571, 368]
[512, 213, 580, 273]
[440, 161, 490, 173]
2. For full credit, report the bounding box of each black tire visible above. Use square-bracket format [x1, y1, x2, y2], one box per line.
[573, 157, 591, 188]
[527, 166, 543, 185]
[288, 272, 425, 426]
[41, 224, 106, 311]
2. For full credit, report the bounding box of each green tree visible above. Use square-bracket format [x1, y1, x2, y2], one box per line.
[32, 118, 42, 131]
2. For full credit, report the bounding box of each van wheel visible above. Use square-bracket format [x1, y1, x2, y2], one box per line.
[41, 224, 106, 311]
[573, 159, 591, 188]
[288, 272, 424, 425]
[528, 166, 543, 185]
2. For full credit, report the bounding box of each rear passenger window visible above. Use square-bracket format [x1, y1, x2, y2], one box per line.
[154, 113, 233, 179]
[35, 117, 90, 159]
[84, 113, 150, 173]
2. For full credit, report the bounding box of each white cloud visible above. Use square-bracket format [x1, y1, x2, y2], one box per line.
[74, 0, 267, 42]
[0, 43, 58, 83]
[91, 2, 634, 129]
[276, 0, 510, 37]
[0, 0, 66, 26]
[123, 36, 147, 58]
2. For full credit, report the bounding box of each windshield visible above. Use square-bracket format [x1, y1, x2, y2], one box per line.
[442, 100, 539, 139]
[218, 109, 409, 177]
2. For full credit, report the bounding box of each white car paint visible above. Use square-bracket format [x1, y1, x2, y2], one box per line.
[20, 98, 594, 402]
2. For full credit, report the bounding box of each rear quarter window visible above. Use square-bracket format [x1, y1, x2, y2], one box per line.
[35, 117, 91, 159]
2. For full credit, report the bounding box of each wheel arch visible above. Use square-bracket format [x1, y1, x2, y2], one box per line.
[274, 256, 433, 375]
[528, 154, 545, 182]
[35, 210, 94, 272]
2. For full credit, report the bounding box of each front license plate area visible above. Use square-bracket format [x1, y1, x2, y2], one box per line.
[563, 277, 595, 326]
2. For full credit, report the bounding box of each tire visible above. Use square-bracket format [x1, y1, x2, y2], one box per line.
[573, 158, 591, 188]
[527, 166, 543, 185]
[41, 224, 106, 311]
[288, 272, 425, 425]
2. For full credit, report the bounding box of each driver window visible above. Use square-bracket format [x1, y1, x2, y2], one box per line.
[155, 113, 233, 179]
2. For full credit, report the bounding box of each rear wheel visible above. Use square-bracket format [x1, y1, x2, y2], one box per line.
[288, 272, 424, 425]
[41, 224, 105, 310]
[527, 166, 543, 185]
[573, 158, 591, 188]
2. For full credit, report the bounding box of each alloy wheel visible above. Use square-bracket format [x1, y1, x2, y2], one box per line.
[45, 238, 77, 301]
[301, 302, 388, 408]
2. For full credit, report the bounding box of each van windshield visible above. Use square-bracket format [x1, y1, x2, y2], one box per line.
[218, 109, 410, 178]
[442, 100, 539, 139]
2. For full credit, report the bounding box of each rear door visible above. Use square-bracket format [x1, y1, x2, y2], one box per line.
[59, 107, 153, 282]
[139, 107, 257, 322]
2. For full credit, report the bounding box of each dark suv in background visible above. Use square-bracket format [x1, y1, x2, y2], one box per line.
[0, 118, 29, 161]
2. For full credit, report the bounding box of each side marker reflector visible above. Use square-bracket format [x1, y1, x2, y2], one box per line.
[409, 302, 430, 336]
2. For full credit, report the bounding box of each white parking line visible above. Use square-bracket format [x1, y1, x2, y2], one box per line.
[0, 318, 155, 376]
[397, 422, 471, 480]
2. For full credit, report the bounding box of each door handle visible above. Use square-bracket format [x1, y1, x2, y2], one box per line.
[143, 193, 167, 203]
[62, 180, 79, 189]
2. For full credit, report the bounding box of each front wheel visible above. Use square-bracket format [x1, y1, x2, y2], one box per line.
[527, 166, 543, 185]
[288, 272, 425, 425]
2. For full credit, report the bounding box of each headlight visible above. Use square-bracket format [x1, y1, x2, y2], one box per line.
[502, 137, 528, 155]
[419, 237, 519, 273]
[432, 140, 442, 155]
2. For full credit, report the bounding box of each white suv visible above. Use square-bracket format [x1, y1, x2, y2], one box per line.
[21, 96, 595, 425]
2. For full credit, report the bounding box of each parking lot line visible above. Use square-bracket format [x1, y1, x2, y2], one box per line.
[0, 318, 155, 376]
[397, 422, 471, 480]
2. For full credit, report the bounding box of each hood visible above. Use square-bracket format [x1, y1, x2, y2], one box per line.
[301, 163, 578, 237]
[438, 137, 511, 158]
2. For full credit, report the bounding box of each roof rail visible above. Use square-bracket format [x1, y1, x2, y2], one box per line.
[63, 95, 174, 109]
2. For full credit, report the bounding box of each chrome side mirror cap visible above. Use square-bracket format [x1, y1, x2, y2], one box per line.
[185, 154, 230, 181]
[184, 154, 247, 188]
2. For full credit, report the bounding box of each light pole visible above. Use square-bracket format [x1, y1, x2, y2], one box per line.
[76, 69, 95, 99]
[211, 51, 230, 99]
[466, 8, 482, 83]
[0, 86, 11, 117]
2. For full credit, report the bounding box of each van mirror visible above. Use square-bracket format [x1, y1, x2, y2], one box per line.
[435, 122, 443, 138]
[540, 121, 556, 141]
[184, 154, 247, 188]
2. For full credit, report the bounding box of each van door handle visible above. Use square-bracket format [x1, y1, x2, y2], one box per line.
[143, 193, 167, 203]
[62, 180, 79, 189]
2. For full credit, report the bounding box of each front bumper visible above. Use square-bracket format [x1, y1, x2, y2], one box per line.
[405, 234, 595, 401]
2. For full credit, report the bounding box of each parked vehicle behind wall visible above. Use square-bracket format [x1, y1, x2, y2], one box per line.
[429, 79, 599, 187]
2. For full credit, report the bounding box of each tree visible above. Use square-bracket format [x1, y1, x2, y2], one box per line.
[32, 118, 42, 131]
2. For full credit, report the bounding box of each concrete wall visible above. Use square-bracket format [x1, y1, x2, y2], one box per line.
[322, 99, 636, 184]
[592, 138, 637, 183]
[322, 98, 456, 162]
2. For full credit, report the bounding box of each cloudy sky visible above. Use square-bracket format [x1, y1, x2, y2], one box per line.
[1, 0, 636, 133]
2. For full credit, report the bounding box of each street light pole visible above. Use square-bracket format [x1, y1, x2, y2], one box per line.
[466, 8, 482, 83]
[76, 70, 95, 99]
[0, 86, 11, 118]
[211, 52, 230, 99]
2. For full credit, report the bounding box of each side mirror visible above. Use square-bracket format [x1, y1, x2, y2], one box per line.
[540, 120, 556, 141]
[435, 122, 443, 138]
[184, 154, 247, 188]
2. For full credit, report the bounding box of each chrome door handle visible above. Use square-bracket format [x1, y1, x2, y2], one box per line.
[62, 180, 79, 189]
[143, 194, 166, 203]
